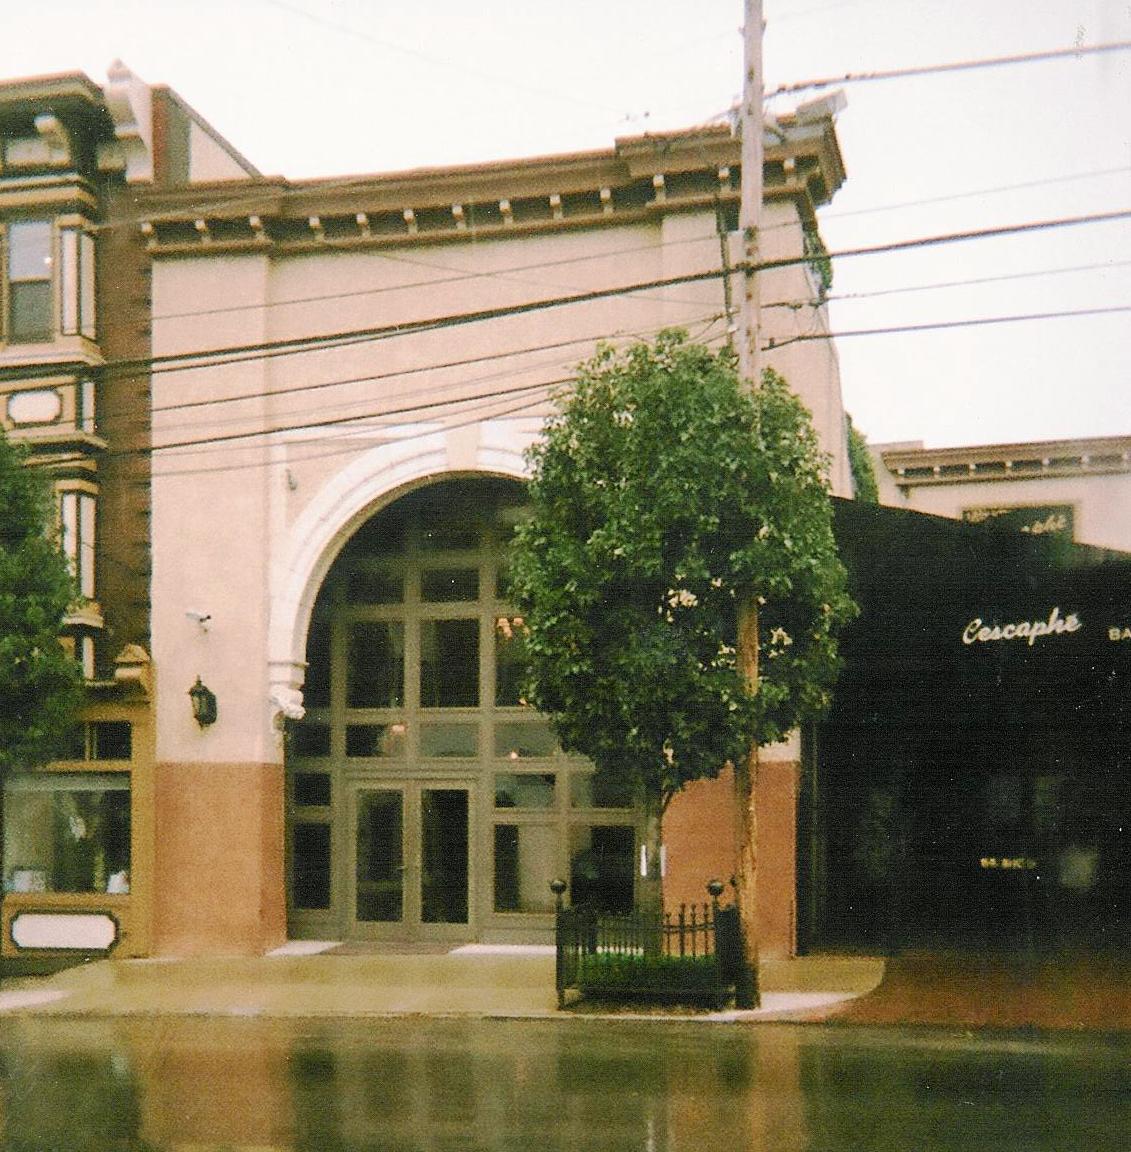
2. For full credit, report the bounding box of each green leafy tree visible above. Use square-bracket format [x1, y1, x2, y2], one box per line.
[0, 430, 82, 771]
[509, 332, 855, 1001]
[846, 414, 879, 503]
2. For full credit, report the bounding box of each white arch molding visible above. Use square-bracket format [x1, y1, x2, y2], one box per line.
[266, 420, 535, 725]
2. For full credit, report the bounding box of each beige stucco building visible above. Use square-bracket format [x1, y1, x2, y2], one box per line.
[2, 62, 853, 960]
[138, 95, 852, 957]
[0, 64, 258, 961]
[873, 435, 1131, 551]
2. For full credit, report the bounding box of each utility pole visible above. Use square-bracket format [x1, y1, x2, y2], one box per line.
[738, 0, 764, 389]
[733, 0, 764, 1011]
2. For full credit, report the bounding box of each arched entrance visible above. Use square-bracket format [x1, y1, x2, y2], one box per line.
[285, 477, 638, 944]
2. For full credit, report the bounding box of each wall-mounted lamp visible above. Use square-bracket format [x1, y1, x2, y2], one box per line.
[188, 676, 217, 727]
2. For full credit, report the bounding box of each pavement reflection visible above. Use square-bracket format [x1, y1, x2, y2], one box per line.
[0, 1017, 1125, 1150]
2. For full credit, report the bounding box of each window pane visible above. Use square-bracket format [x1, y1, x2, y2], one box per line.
[494, 721, 557, 761]
[494, 773, 555, 809]
[60, 229, 78, 335]
[356, 790, 403, 922]
[9, 282, 52, 341]
[569, 825, 635, 914]
[90, 722, 131, 761]
[346, 723, 406, 758]
[345, 566, 402, 605]
[303, 619, 331, 708]
[347, 622, 405, 708]
[420, 518, 479, 551]
[8, 221, 52, 280]
[79, 231, 96, 338]
[293, 822, 331, 909]
[3, 775, 131, 895]
[293, 773, 331, 807]
[421, 568, 478, 602]
[419, 722, 477, 759]
[291, 722, 330, 757]
[78, 494, 95, 599]
[494, 824, 557, 913]
[494, 616, 526, 706]
[421, 789, 469, 924]
[570, 772, 635, 809]
[419, 619, 478, 707]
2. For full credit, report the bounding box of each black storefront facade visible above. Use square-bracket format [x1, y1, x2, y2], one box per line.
[803, 500, 1131, 953]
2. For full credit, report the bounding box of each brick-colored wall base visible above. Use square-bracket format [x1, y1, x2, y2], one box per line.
[663, 760, 799, 958]
[154, 762, 286, 956]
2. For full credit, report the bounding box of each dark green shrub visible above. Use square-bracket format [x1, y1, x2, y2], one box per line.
[576, 952, 723, 1003]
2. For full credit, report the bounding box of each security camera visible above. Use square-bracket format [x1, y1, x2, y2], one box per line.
[186, 610, 212, 628]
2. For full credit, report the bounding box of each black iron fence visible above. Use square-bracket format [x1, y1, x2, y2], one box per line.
[552, 880, 743, 1009]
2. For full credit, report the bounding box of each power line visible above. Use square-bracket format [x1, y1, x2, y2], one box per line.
[1, 270, 737, 386]
[779, 208, 1131, 273]
[149, 324, 700, 416]
[765, 304, 1131, 349]
[148, 235, 725, 323]
[818, 166, 1131, 225]
[121, 318, 730, 467]
[151, 388, 561, 480]
[5, 209, 1125, 398]
[144, 376, 566, 461]
[767, 40, 1131, 98]
[767, 258, 1131, 309]
[147, 314, 723, 424]
[138, 163, 1126, 327]
[144, 313, 725, 446]
[140, 315, 723, 440]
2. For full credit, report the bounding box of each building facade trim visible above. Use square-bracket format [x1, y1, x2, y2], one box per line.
[266, 420, 532, 720]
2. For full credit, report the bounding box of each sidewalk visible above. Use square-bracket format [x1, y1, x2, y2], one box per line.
[0, 945, 884, 1022]
[828, 947, 1131, 1032]
[5, 945, 1124, 1029]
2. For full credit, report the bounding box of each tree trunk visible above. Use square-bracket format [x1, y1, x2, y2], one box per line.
[734, 598, 761, 1008]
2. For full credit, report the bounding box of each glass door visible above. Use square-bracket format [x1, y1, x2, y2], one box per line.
[351, 782, 472, 941]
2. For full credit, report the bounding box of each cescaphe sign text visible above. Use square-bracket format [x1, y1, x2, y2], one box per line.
[962, 607, 1082, 647]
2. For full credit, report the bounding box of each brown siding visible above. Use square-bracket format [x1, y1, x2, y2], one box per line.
[95, 183, 152, 674]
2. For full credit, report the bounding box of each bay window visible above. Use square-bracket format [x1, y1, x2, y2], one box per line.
[6, 220, 53, 342]
[59, 488, 96, 601]
[3, 219, 96, 344]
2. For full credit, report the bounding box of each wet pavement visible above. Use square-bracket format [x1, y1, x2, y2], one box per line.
[0, 1015, 1125, 1150]
[0, 949, 885, 1020]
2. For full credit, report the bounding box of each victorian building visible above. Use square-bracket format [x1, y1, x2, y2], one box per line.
[0, 65, 257, 959]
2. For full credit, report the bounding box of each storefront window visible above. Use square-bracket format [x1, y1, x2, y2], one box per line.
[570, 771, 635, 809]
[3, 774, 130, 894]
[568, 825, 635, 914]
[419, 619, 478, 707]
[347, 622, 405, 707]
[494, 824, 557, 913]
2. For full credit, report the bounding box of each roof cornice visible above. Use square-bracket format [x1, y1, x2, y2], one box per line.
[882, 434, 1131, 487]
[132, 120, 842, 256]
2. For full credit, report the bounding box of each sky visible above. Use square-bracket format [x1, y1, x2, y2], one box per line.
[2, 0, 1128, 449]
